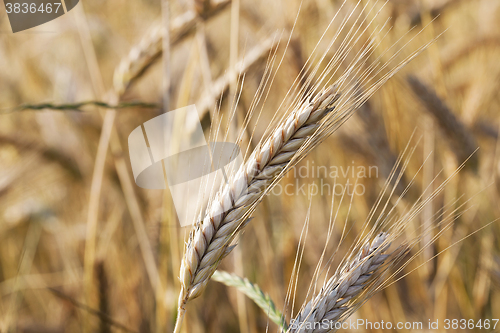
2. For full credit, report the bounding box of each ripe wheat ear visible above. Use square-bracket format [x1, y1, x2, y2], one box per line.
[287, 233, 401, 333]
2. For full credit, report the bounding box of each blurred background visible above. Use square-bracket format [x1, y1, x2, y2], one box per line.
[0, 0, 499, 332]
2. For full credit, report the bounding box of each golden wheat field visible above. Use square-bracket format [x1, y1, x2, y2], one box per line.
[1, 0, 500, 332]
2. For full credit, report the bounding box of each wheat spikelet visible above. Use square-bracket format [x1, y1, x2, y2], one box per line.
[288, 233, 396, 333]
[284, 119, 480, 333]
[113, 22, 164, 97]
[212, 270, 287, 330]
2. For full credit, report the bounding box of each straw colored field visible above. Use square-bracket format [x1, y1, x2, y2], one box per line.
[0, 0, 499, 332]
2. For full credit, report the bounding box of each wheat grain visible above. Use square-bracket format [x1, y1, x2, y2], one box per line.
[177, 60, 424, 316]
[172, 86, 345, 332]
[113, 21, 164, 96]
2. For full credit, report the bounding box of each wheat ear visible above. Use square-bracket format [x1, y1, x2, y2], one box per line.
[212, 270, 287, 330]
[406, 75, 478, 170]
[288, 233, 395, 333]
[174, 86, 341, 326]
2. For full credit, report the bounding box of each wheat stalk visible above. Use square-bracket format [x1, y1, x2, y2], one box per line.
[288, 233, 397, 333]
[5, 100, 158, 113]
[113, 0, 230, 96]
[196, 32, 281, 116]
[212, 270, 288, 330]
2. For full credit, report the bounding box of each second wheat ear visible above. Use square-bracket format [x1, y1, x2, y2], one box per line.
[288, 233, 396, 333]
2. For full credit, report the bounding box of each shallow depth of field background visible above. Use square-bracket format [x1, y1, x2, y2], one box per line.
[1, 0, 500, 332]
